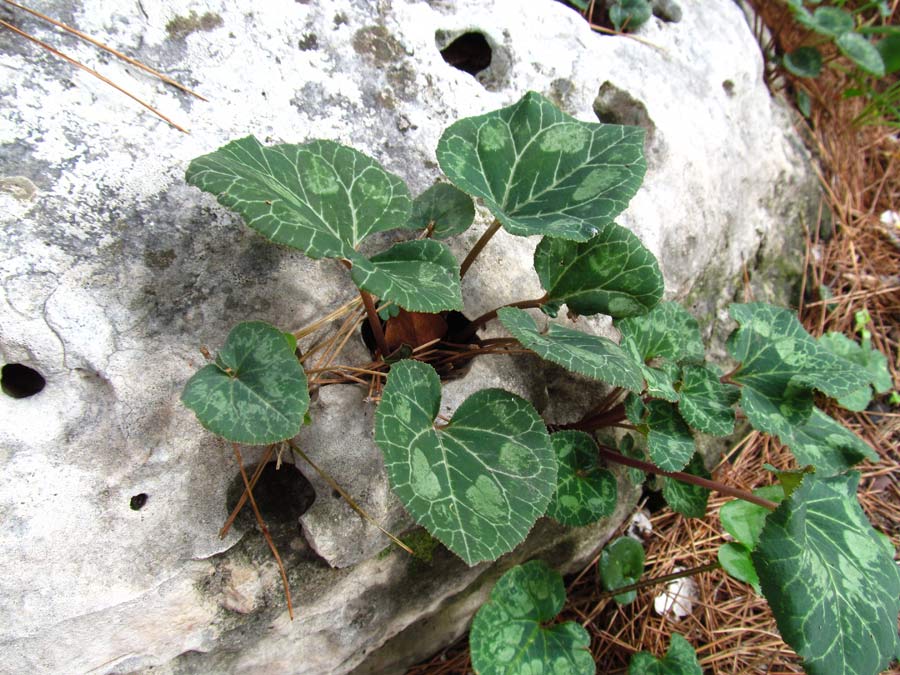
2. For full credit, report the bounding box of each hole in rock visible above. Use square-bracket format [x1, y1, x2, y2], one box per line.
[226, 461, 316, 531]
[438, 31, 492, 76]
[360, 309, 478, 381]
[1, 363, 46, 398]
[130, 493, 149, 510]
[641, 485, 668, 514]
[722, 79, 735, 97]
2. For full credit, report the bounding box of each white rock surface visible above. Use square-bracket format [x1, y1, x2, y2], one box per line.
[0, 0, 817, 673]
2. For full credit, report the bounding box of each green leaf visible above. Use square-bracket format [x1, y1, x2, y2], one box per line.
[718, 542, 761, 594]
[837, 32, 886, 77]
[643, 401, 695, 472]
[186, 137, 412, 260]
[470, 560, 595, 675]
[624, 392, 646, 426]
[677, 364, 739, 436]
[437, 91, 646, 241]
[610, 0, 652, 33]
[408, 183, 475, 239]
[600, 536, 645, 605]
[806, 6, 854, 37]
[378, 302, 401, 322]
[661, 453, 710, 518]
[876, 34, 900, 74]
[534, 226, 664, 319]
[615, 302, 705, 363]
[726, 303, 870, 438]
[547, 431, 617, 527]
[282, 331, 298, 354]
[784, 46, 823, 78]
[181, 321, 310, 445]
[719, 486, 785, 549]
[766, 464, 814, 498]
[753, 473, 900, 675]
[819, 331, 893, 410]
[797, 88, 812, 118]
[374, 360, 555, 565]
[350, 239, 463, 313]
[729, 303, 869, 400]
[622, 343, 679, 402]
[628, 633, 702, 675]
[780, 408, 877, 475]
[619, 433, 647, 486]
[497, 307, 644, 392]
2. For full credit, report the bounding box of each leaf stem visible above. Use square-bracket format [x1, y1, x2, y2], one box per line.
[457, 294, 549, 342]
[597, 445, 778, 511]
[360, 289, 389, 358]
[720, 363, 742, 385]
[553, 401, 628, 432]
[459, 218, 502, 278]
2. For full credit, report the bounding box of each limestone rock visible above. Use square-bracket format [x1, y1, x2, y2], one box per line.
[0, 0, 817, 673]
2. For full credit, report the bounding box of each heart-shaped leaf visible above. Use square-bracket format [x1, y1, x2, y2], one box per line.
[628, 633, 701, 675]
[374, 360, 555, 565]
[615, 301, 705, 363]
[470, 560, 595, 675]
[729, 304, 869, 400]
[719, 486, 785, 549]
[498, 307, 644, 392]
[819, 331, 892, 410]
[753, 473, 900, 675]
[876, 34, 900, 74]
[610, 0, 652, 33]
[625, 392, 646, 425]
[677, 364, 740, 436]
[181, 321, 310, 445]
[718, 542, 761, 594]
[407, 182, 475, 239]
[837, 32, 886, 76]
[780, 408, 877, 476]
[622, 343, 680, 402]
[600, 536, 645, 605]
[805, 6, 854, 37]
[661, 453, 710, 518]
[784, 46, 824, 78]
[350, 239, 463, 313]
[547, 431, 617, 527]
[635, 401, 695, 472]
[619, 433, 648, 486]
[534, 225, 664, 318]
[726, 303, 870, 438]
[186, 137, 412, 260]
[437, 91, 646, 241]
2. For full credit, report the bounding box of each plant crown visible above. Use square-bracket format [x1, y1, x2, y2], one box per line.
[181, 91, 899, 675]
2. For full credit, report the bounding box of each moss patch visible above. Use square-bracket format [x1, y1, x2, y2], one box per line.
[352, 25, 405, 66]
[166, 11, 223, 40]
[378, 527, 440, 563]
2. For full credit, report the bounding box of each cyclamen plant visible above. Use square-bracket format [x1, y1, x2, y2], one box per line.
[181, 91, 899, 675]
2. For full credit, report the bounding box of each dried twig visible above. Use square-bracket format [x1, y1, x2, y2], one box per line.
[2, 0, 206, 100]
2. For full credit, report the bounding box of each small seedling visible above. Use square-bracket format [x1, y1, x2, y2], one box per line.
[470, 561, 594, 675]
[599, 536, 645, 605]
